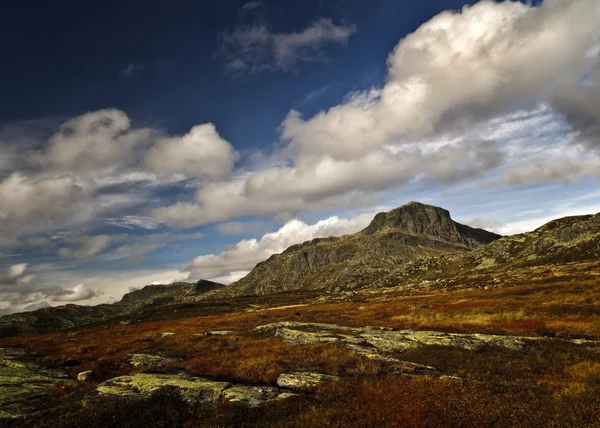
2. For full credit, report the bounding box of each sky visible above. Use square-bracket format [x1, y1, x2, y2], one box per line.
[0, 0, 599, 314]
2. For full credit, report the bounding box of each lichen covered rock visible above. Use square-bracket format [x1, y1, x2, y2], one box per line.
[276, 372, 340, 391]
[130, 353, 178, 367]
[0, 348, 72, 419]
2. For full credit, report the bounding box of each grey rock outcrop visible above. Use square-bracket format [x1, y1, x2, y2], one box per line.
[94, 373, 294, 408]
[276, 372, 339, 391]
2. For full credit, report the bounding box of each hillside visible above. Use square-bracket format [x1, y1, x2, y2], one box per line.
[378, 212, 600, 291]
[2, 207, 600, 426]
[213, 202, 501, 297]
[0, 280, 224, 338]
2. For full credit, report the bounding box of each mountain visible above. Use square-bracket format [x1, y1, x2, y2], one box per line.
[379, 212, 600, 291]
[212, 202, 501, 298]
[118, 280, 224, 310]
[0, 280, 224, 338]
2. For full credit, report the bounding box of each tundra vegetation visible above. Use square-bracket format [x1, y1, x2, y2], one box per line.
[0, 204, 599, 427]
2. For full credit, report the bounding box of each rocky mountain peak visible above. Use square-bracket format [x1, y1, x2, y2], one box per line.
[362, 201, 499, 247]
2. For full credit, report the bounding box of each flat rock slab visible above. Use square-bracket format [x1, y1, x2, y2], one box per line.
[222, 385, 283, 407]
[130, 353, 178, 367]
[255, 322, 540, 353]
[204, 330, 236, 336]
[277, 372, 339, 391]
[255, 322, 600, 370]
[95, 373, 295, 407]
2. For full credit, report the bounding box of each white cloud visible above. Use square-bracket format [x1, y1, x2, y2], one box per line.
[0, 173, 94, 248]
[501, 158, 600, 186]
[496, 202, 600, 236]
[35, 109, 152, 172]
[52, 283, 100, 302]
[58, 235, 113, 260]
[153, 0, 600, 229]
[0, 263, 33, 286]
[151, 140, 501, 228]
[282, 0, 600, 160]
[144, 123, 238, 179]
[185, 213, 374, 283]
[219, 17, 356, 72]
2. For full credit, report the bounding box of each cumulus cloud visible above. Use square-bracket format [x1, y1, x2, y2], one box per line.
[219, 15, 356, 72]
[551, 70, 600, 150]
[144, 123, 238, 179]
[35, 109, 152, 172]
[52, 283, 101, 302]
[185, 213, 374, 283]
[152, 139, 500, 228]
[0, 264, 34, 287]
[154, 0, 600, 229]
[0, 173, 93, 247]
[0, 263, 102, 314]
[282, 0, 600, 160]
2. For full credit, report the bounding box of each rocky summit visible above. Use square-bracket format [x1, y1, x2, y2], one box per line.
[212, 202, 501, 297]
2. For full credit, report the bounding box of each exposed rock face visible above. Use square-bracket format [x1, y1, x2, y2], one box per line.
[0, 348, 72, 419]
[129, 354, 178, 367]
[363, 202, 498, 247]
[276, 372, 339, 391]
[94, 373, 293, 408]
[214, 202, 501, 297]
[255, 322, 598, 357]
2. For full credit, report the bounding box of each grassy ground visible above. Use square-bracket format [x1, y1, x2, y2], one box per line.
[2, 261, 600, 427]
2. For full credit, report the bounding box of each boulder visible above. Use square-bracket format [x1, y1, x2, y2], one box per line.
[77, 371, 93, 382]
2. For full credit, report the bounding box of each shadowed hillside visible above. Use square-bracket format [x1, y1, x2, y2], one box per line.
[213, 202, 501, 297]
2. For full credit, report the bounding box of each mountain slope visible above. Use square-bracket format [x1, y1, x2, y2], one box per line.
[214, 202, 501, 297]
[378, 213, 600, 291]
[0, 280, 224, 338]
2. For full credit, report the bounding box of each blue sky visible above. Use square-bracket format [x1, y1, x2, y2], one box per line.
[0, 0, 599, 313]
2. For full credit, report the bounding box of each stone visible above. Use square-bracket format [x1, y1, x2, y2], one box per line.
[95, 373, 293, 408]
[77, 371, 93, 382]
[276, 372, 340, 391]
[221, 385, 281, 407]
[96, 373, 230, 405]
[204, 330, 236, 336]
[129, 354, 176, 367]
[256, 321, 536, 355]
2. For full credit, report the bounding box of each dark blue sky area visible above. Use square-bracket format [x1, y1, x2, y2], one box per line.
[1, 0, 498, 153]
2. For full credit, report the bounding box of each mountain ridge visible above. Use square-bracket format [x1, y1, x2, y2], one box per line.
[211, 202, 502, 298]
